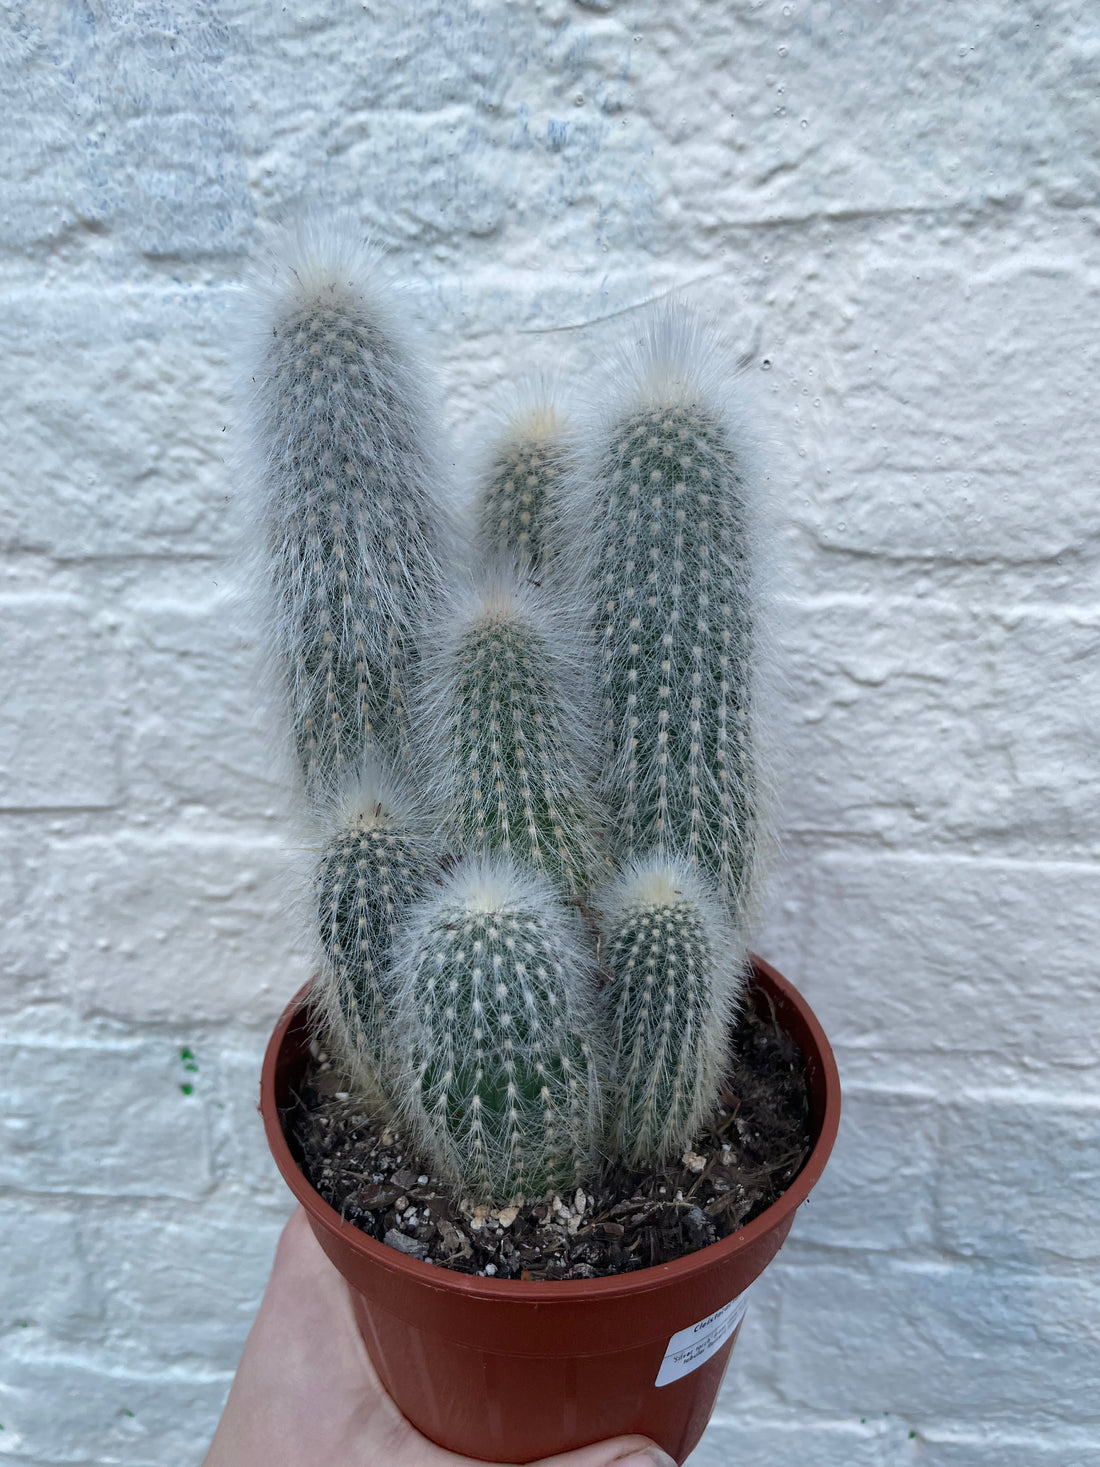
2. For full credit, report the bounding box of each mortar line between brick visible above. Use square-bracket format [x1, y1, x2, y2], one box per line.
[2, 1344, 236, 1387]
[771, 1246, 1100, 1279]
[705, 1412, 1100, 1447]
[797, 847, 1100, 874]
[777, 592, 1100, 619]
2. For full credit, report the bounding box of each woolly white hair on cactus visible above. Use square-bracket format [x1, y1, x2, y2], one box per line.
[416, 568, 609, 901]
[391, 854, 603, 1205]
[566, 306, 770, 929]
[472, 374, 571, 578]
[311, 760, 443, 1107]
[243, 221, 453, 811]
[599, 852, 746, 1168]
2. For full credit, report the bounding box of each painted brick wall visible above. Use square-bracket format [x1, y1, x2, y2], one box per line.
[1, 3, 1098, 1464]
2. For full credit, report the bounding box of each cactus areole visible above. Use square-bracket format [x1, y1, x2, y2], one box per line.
[248, 228, 840, 1464]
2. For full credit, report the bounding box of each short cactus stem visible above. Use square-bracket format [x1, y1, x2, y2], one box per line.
[475, 387, 569, 576]
[391, 856, 602, 1205]
[247, 231, 450, 809]
[311, 768, 441, 1103]
[599, 853, 746, 1169]
[575, 310, 760, 919]
[419, 573, 607, 901]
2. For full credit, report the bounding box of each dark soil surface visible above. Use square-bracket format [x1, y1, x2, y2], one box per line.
[285, 986, 813, 1280]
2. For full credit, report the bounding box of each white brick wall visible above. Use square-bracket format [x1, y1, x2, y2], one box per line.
[1, 3, 1097, 1463]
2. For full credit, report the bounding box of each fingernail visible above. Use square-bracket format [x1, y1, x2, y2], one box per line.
[612, 1450, 677, 1467]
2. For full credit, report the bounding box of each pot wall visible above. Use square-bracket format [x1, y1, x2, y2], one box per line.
[262, 957, 840, 1464]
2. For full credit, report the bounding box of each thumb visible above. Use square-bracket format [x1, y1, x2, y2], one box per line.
[530, 1436, 677, 1467]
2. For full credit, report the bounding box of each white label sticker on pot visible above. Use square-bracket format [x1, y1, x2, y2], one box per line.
[655, 1286, 753, 1388]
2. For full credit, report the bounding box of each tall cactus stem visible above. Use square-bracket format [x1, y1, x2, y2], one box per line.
[568, 308, 765, 924]
[473, 377, 570, 578]
[244, 225, 452, 810]
[417, 571, 608, 901]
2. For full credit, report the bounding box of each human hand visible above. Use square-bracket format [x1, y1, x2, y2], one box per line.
[203, 1206, 675, 1467]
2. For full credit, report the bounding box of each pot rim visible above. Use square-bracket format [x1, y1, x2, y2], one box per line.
[261, 953, 840, 1305]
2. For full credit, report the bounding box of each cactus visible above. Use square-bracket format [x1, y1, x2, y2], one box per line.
[418, 572, 607, 902]
[243, 232, 771, 1215]
[599, 853, 745, 1168]
[474, 382, 569, 577]
[391, 855, 602, 1203]
[310, 765, 442, 1105]
[571, 310, 760, 921]
[246, 229, 451, 810]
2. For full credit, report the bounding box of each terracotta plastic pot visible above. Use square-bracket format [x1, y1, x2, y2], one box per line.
[261, 955, 840, 1465]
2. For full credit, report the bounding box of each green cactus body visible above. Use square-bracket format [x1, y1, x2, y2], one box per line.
[422, 578, 606, 901]
[475, 398, 568, 577]
[601, 855, 744, 1168]
[392, 857, 601, 1205]
[311, 772, 440, 1102]
[240, 249, 775, 1221]
[580, 321, 758, 918]
[250, 239, 449, 809]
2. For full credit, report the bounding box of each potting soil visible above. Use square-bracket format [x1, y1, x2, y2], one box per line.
[286, 986, 813, 1280]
